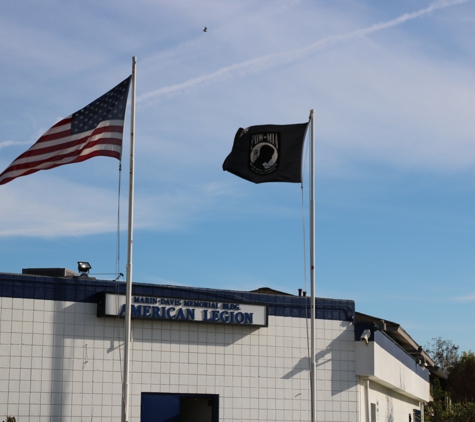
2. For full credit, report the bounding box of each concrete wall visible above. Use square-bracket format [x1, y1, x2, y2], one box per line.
[355, 332, 430, 403]
[355, 330, 430, 422]
[358, 377, 422, 422]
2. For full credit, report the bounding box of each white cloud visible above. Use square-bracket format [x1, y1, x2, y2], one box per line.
[0, 170, 235, 237]
[0, 140, 32, 150]
[0, 176, 121, 237]
[454, 292, 475, 302]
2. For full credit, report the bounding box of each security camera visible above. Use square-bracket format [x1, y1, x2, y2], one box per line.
[360, 329, 371, 344]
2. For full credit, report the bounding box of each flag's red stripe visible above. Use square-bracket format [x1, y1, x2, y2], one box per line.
[28, 117, 71, 146]
[0, 126, 123, 171]
[37, 124, 123, 146]
[18, 125, 124, 159]
[0, 152, 123, 185]
[60, 149, 121, 165]
[33, 128, 72, 145]
[50, 117, 72, 129]
[4, 127, 123, 168]
[0, 169, 40, 185]
[35, 148, 122, 171]
[2, 137, 123, 174]
[0, 144, 122, 185]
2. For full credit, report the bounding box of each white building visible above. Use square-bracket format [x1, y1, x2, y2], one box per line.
[0, 269, 437, 421]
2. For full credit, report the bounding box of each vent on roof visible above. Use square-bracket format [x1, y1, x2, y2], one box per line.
[22, 268, 78, 278]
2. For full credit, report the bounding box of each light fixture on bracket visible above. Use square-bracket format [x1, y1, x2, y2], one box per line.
[77, 261, 92, 276]
[360, 329, 371, 344]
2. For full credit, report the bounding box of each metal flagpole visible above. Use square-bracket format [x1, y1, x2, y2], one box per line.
[122, 56, 137, 422]
[309, 109, 316, 422]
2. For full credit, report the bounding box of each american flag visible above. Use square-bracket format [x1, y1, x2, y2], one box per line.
[0, 76, 132, 185]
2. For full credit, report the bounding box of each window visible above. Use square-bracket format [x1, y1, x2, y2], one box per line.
[413, 409, 421, 422]
[370, 403, 376, 422]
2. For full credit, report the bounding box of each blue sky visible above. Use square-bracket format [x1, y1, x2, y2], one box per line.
[1, 0, 475, 354]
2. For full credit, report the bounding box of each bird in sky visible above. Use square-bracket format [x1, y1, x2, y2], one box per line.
[203, 27, 207, 32]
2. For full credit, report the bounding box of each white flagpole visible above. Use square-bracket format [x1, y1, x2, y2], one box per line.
[309, 109, 316, 422]
[122, 56, 137, 422]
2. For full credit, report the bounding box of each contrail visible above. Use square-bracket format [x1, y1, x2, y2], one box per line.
[454, 292, 475, 302]
[138, 0, 468, 105]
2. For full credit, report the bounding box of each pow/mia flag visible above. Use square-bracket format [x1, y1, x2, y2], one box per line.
[223, 122, 309, 183]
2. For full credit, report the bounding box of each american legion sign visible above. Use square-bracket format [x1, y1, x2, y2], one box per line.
[97, 292, 268, 326]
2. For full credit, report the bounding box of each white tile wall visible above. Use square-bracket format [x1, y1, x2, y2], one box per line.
[0, 296, 359, 421]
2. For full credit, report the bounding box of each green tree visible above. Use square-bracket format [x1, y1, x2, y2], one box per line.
[447, 351, 475, 404]
[425, 337, 459, 373]
[424, 340, 475, 421]
[426, 402, 475, 421]
[425, 377, 445, 421]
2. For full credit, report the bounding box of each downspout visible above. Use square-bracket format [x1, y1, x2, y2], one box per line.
[365, 377, 370, 422]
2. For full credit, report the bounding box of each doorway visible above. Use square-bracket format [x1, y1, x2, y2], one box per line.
[141, 393, 219, 422]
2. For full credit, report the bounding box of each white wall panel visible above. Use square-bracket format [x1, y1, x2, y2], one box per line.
[0, 296, 359, 422]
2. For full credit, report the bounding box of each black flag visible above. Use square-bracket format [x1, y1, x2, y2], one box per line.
[223, 122, 308, 184]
